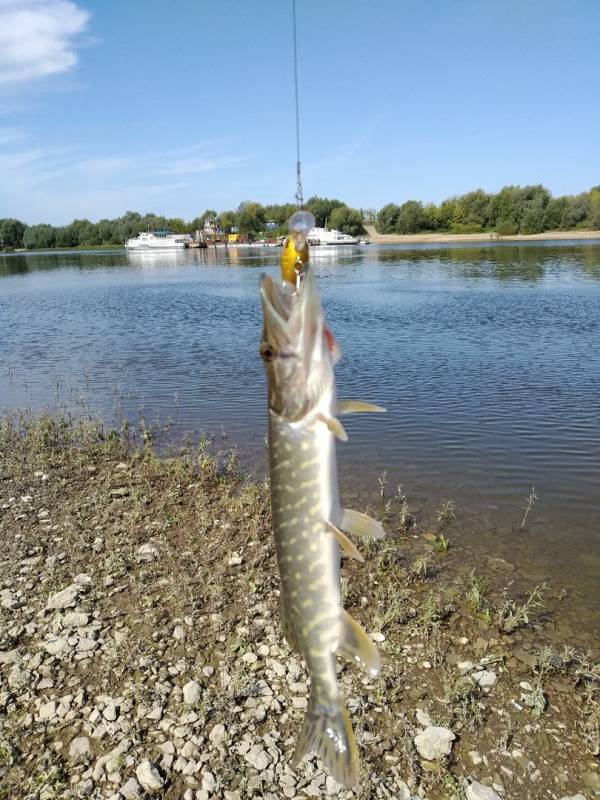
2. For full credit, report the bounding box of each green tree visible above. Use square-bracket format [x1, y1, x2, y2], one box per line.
[588, 187, 600, 229]
[305, 196, 344, 227]
[0, 218, 26, 249]
[376, 203, 401, 233]
[395, 200, 425, 234]
[329, 206, 366, 236]
[23, 224, 56, 249]
[236, 202, 266, 236]
[218, 210, 236, 233]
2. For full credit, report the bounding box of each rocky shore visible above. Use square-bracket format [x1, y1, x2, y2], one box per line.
[0, 413, 598, 799]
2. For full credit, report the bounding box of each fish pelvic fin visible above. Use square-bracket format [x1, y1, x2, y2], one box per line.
[316, 413, 348, 442]
[339, 508, 386, 539]
[338, 608, 381, 678]
[337, 400, 386, 415]
[325, 521, 364, 562]
[292, 695, 359, 787]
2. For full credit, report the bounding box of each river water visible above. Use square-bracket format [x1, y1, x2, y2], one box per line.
[2, 242, 600, 620]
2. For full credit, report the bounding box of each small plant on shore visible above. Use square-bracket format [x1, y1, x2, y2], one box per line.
[435, 533, 450, 553]
[396, 484, 414, 532]
[444, 672, 485, 732]
[497, 583, 546, 634]
[521, 680, 547, 717]
[409, 554, 431, 582]
[436, 499, 456, 525]
[521, 485, 538, 528]
[467, 571, 493, 623]
[578, 686, 600, 755]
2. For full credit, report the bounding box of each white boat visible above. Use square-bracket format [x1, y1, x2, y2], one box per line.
[125, 231, 192, 250]
[307, 226, 361, 246]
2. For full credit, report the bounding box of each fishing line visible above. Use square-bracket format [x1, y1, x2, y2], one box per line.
[292, 0, 304, 207]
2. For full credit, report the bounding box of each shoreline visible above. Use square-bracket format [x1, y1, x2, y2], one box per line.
[0, 411, 598, 799]
[364, 225, 600, 245]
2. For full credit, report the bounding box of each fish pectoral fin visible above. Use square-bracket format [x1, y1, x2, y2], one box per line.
[339, 508, 386, 539]
[337, 608, 381, 678]
[316, 413, 348, 442]
[292, 696, 358, 787]
[325, 521, 364, 563]
[337, 400, 386, 415]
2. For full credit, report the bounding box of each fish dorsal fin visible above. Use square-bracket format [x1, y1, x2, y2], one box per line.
[317, 413, 348, 442]
[325, 521, 364, 562]
[339, 508, 385, 539]
[337, 400, 386, 415]
[337, 609, 381, 678]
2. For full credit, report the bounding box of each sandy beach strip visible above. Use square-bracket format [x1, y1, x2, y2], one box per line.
[363, 225, 600, 245]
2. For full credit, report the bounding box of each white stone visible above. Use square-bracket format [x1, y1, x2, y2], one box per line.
[466, 782, 503, 800]
[473, 669, 497, 688]
[62, 611, 89, 628]
[69, 737, 91, 760]
[244, 744, 271, 771]
[39, 700, 57, 720]
[413, 726, 455, 760]
[103, 703, 118, 721]
[559, 796, 587, 800]
[8, 665, 31, 689]
[0, 589, 19, 609]
[137, 543, 158, 562]
[173, 625, 185, 640]
[209, 723, 226, 747]
[202, 771, 217, 792]
[119, 777, 141, 798]
[182, 680, 202, 706]
[135, 760, 164, 794]
[46, 583, 81, 610]
[44, 636, 71, 655]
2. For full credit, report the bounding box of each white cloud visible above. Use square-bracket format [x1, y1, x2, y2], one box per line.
[0, 0, 90, 85]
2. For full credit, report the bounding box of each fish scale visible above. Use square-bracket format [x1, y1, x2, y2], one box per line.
[260, 211, 386, 787]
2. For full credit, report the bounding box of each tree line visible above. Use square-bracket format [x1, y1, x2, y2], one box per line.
[1, 185, 599, 251]
[376, 184, 600, 236]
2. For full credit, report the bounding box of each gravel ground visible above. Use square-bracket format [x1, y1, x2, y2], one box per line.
[0, 413, 598, 799]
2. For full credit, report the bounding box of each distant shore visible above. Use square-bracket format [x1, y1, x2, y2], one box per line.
[364, 225, 600, 244]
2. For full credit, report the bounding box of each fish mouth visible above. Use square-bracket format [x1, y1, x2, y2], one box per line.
[260, 267, 322, 345]
[260, 275, 296, 348]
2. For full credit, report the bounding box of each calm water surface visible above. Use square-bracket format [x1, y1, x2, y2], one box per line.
[2, 242, 600, 615]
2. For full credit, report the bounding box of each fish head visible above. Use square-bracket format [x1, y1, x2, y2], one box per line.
[260, 266, 335, 421]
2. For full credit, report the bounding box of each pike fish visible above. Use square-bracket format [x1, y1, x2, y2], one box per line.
[259, 211, 386, 786]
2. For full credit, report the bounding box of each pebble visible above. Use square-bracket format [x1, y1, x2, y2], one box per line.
[183, 680, 202, 706]
[559, 795, 587, 800]
[473, 669, 497, 689]
[244, 744, 271, 771]
[45, 583, 82, 611]
[137, 543, 158, 562]
[39, 700, 57, 720]
[135, 760, 164, 794]
[119, 777, 141, 798]
[69, 737, 91, 760]
[62, 611, 89, 628]
[413, 726, 456, 760]
[466, 782, 503, 800]
[44, 635, 71, 654]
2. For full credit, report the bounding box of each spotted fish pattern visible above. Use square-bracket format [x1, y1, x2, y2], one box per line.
[260, 219, 386, 786]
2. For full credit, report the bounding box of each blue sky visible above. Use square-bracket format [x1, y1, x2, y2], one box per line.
[0, 0, 599, 225]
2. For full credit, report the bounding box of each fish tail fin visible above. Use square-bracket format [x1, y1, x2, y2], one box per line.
[292, 695, 359, 787]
